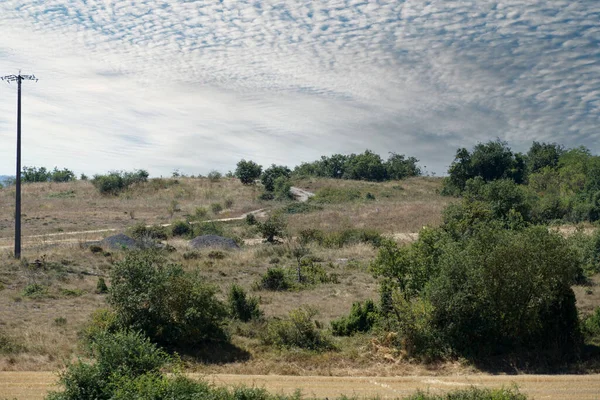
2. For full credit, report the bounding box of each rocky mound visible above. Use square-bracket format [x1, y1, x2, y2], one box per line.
[189, 235, 239, 250]
[100, 233, 138, 249]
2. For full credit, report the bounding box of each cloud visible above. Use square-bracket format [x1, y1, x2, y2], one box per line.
[0, 0, 598, 176]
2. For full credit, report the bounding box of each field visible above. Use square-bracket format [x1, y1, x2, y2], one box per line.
[3, 372, 600, 400]
[1, 176, 599, 399]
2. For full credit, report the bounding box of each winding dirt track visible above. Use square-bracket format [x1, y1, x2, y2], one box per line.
[1, 372, 600, 399]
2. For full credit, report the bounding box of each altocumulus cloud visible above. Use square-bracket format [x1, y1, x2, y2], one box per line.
[0, 0, 598, 176]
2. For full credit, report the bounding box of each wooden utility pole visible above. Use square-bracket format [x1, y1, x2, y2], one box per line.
[1, 72, 38, 259]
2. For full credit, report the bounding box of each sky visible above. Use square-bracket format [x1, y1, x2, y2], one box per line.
[0, 1, 599, 177]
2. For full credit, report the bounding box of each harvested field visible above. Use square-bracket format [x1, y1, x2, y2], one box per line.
[1, 372, 600, 400]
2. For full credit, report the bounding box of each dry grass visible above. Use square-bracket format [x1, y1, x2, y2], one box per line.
[0, 177, 263, 240]
[3, 372, 600, 400]
[288, 177, 451, 234]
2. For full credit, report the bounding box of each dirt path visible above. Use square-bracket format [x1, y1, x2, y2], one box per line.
[1, 372, 599, 399]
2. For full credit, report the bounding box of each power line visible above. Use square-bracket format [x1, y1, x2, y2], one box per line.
[1, 71, 38, 259]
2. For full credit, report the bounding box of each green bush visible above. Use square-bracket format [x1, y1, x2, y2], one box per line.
[582, 307, 600, 343]
[21, 166, 76, 183]
[108, 251, 228, 347]
[228, 284, 262, 322]
[193, 221, 225, 237]
[257, 212, 287, 243]
[128, 223, 168, 241]
[170, 220, 192, 237]
[91, 170, 149, 195]
[299, 228, 381, 248]
[331, 300, 378, 336]
[207, 170, 222, 182]
[80, 309, 119, 345]
[372, 225, 582, 359]
[47, 330, 170, 400]
[22, 283, 48, 298]
[273, 176, 293, 200]
[235, 159, 262, 185]
[246, 213, 258, 225]
[261, 307, 334, 351]
[261, 164, 291, 192]
[406, 386, 527, 400]
[96, 278, 108, 294]
[255, 268, 291, 291]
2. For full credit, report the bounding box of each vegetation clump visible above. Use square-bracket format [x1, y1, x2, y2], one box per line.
[91, 170, 149, 195]
[21, 166, 76, 183]
[228, 284, 262, 322]
[261, 307, 334, 351]
[331, 300, 378, 336]
[108, 251, 229, 347]
[235, 159, 262, 185]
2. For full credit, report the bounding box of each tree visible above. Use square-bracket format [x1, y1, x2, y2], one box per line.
[235, 160, 262, 185]
[526, 141, 564, 174]
[443, 140, 526, 195]
[386, 153, 421, 180]
[261, 164, 291, 192]
[343, 150, 388, 181]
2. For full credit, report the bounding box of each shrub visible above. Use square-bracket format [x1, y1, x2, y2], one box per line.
[194, 206, 208, 220]
[582, 307, 600, 343]
[91, 170, 148, 195]
[207, 170, 222, 182]
[129, 223, 168, 241]
[47, 330, 171, 400]
[22, 283, 47, 298]
[372, 225, 582, 359]
[261, 164, 291, 192]
[405, 386, 527, 400]
[211, 203, 223, 214]
[246, 213, 257, 225]
[108, 251, 228, 347]
[228, 284, 262, 322]
[257, 212, 287, 243]
[80, 309, 119, 345]
[262, 306, 334, 351]
[331, 300, 378, 336]
[96, 277, 108, 294]
[224, 198, 234, 208]
[273, 176, 293, 200]
[255, 268, 291, 291]
[170, 220, 192, 237]
[193, 221, 225, 237]
[235, 159, 262, 185]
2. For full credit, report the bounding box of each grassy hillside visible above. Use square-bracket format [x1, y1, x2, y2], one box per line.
[0, 176, 598, 376]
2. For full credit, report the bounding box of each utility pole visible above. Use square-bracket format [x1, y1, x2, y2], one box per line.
[1, 72, 38, 259]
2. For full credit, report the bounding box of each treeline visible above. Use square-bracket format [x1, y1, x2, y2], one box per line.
[233, 150, 421, 200]
[443, 140, 600, 223]
[293, 150, 421, 181]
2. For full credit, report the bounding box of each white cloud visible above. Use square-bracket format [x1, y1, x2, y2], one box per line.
[0, 0, 599, 176]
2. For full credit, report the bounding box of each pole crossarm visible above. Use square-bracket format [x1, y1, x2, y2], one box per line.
[1, 74, 38, 82]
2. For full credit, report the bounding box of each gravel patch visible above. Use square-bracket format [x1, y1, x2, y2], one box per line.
[189, 235, 239, 250]
[100, 233, 139, 249]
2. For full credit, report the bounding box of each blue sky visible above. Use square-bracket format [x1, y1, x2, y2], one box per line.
[0, 0, 599, 177]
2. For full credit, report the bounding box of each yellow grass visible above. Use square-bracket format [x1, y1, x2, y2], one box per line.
[3, 372, 600, 400]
